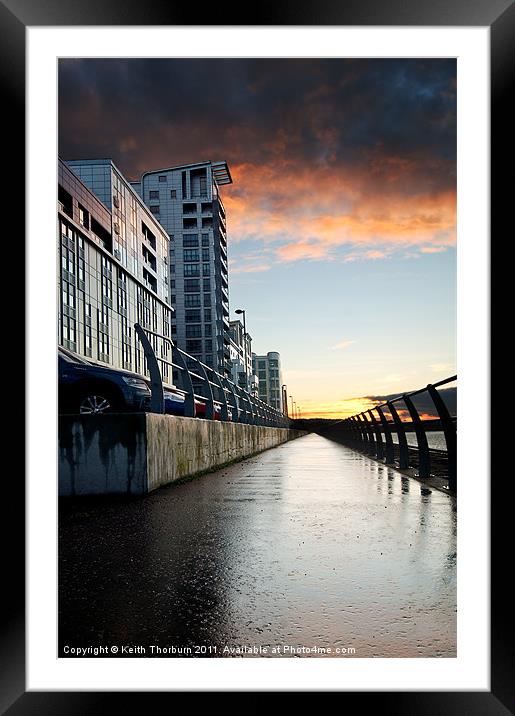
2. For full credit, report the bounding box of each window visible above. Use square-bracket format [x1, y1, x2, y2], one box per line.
[184, 264, 200, 277]
[170, 189, 176, 199]
[205, 340, 212, 351]
[202, 248, 210, 261]
[203, 279, 210, 291]
[183, 218, 197, 229]
[203, 293, 211, 307]
[202, 263, 210, 276]
[142, 222, 156, 249]
[183, 202, 197, 215]
[158, 175, 167, 183]
[78, 204, 89, 229]
[150, 205, 160, 215]
[185, 310, 201, 323]
[258, 370, 267, 380]
[183, 249, 199, 262]
[149, 190, 159, 200]
[186, 325, 202, 338]
[185, 294, 201, 307]
[201, 234, 209, 247]
[186, 340, 202, 353]
[184, 279, 200, 292]
[204, 309, 211, 322]
[183, 234, 198, 247]
[258, 361, 266, 370]
[205, 324, 212, 337]
[78, 258, 85, 284]
[171, 294, 176, 303]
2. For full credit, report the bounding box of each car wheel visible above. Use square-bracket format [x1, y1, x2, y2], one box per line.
[79, 393, 116, 415]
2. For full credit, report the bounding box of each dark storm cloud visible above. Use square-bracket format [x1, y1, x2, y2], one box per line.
[58, 58, 456, 188]
[59, 59, 456, 263]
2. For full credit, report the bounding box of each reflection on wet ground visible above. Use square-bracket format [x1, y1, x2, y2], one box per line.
[59, 433, 456, 657]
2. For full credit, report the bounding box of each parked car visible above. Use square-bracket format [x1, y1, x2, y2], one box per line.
[163, 388, 186, 416]
[161, 389, 222, 420]
[58, 347, 151, 415]
[194, 400, 222, 420]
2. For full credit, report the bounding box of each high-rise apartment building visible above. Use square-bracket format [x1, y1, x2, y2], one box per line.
[252, 352, 284, 411]
[229, 319, 258, 394]
[229, 319, 252, 390]
[131, 161, 232, 376]
[60, 158, 174, 384]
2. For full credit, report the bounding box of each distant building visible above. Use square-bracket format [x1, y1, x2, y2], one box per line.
[252, 352, 284, 411]
[229, 319, 257, 393]
[131, 161, 232, 377]
[60, 158, 174, 384]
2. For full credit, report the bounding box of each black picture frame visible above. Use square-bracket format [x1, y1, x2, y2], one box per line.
[4, 0, 510, 710]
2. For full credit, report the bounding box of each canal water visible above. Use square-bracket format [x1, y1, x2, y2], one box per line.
[59, 433, 456, 658]
[383, 431, 448, 451]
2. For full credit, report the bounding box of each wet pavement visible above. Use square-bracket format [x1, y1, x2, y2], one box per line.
[59, 433, 456, 658]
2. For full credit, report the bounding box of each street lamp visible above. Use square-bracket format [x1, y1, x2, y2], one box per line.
[281, 384, 288, 416]
[289, 394, 294, 419]
[235, 309, 247, 390]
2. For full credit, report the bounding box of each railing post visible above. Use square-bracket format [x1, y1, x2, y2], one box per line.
[376, 406, 395, 464]
[195, 360, 214, 420]
[361, 412, 375, 455]
[351, 417, 362, 449]
[172, 346, 196, 417]
[223, 378, 239, 422]
[353, 415, 366, 450]
[368, 409, 384, 459]
[209, 367, 229, 421]
[403, 394, 431, 478]
[387, 400, 410, 469]
[427, 383, 457, 492]
[134, 323, 164, 414]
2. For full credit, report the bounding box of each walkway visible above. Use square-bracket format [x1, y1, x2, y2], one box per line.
[59, 433, 456, 657]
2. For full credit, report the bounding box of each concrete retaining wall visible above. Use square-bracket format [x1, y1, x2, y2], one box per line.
[59, 413, 306, 496]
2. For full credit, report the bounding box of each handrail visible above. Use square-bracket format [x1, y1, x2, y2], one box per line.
[320, 376, 457, 493]
[134, 322, 290, 428]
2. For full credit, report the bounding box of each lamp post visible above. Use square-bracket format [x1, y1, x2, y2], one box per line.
[235, 309, 247, 390]
[281, 384, 288, 416]
[289, 394, 294, 419]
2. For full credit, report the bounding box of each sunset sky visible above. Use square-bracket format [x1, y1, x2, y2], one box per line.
[58, 59, 456, 418]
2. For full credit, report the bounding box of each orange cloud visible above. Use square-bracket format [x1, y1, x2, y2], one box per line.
[223, 161, 456, 262]
[420, 246, 448, 254]
[230, 263, 271, 274]
[276, 242, 329, 261]
[330, 339, 356, 350]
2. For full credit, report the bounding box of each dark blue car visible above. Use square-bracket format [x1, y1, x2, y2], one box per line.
[59, 346, 151, 415]
[163, 389, 186, 416]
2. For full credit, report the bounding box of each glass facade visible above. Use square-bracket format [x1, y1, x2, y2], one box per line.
[59, 159, 174, 385]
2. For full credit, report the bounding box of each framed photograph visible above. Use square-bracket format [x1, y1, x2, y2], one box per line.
[4, 0, 508, 709]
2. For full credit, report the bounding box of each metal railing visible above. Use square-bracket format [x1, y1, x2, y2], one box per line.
[135, 323, 290, 428]
[321, 376, 457, 492]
